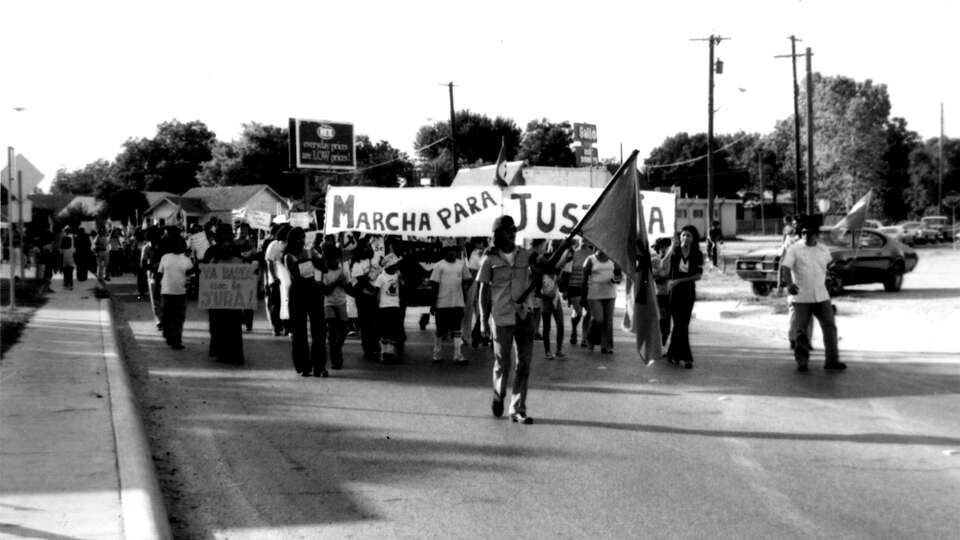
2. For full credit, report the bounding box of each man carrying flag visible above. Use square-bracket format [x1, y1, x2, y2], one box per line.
[519, 150, 661, 364]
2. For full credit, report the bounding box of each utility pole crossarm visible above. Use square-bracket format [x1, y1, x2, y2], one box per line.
[691, 34, 730, 227]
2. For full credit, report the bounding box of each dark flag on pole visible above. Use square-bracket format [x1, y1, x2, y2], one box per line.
[577, 151, 662, 364]
[493, 136, 509, 188]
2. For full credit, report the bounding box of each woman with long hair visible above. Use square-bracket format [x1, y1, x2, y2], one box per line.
[664, 225, 703, 369]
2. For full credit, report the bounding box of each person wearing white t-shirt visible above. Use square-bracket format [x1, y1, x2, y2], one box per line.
[263, 224, 290, 336]
[373, 253, 404, 362]
[157, 236, 195, 350]
[429, 245, 471, 365]
[780, 217, 844, 372]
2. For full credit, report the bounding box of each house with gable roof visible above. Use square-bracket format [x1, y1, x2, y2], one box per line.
[142, 184, 290, 227]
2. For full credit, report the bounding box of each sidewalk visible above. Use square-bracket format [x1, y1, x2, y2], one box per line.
[0, 272, 170, 539]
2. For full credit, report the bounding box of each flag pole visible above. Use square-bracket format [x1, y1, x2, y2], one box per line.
[517, 150, 640, 303]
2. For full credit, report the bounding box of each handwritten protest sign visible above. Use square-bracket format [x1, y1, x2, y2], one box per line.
[198, 263, 258, 310]
[289, 212, 313, 229]
[247, 210, 272, 231]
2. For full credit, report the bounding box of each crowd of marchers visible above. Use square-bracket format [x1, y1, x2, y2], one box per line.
[18, 209, 845, 427]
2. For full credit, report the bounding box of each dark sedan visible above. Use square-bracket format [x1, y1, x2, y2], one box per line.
[735, 228, 919, 296]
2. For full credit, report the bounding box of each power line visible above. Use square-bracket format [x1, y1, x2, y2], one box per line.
[643, 133, 753, 170]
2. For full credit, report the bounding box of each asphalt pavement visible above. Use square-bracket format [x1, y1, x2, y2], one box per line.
[0, 271, 170, 540]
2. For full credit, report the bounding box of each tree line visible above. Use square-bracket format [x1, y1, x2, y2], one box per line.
[51, 73, 958, 225]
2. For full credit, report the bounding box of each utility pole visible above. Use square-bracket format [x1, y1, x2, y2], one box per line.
[7, 147, 15, 308]
[17, 170, 24, 278]
[447, 82, 458, 176]
[940, 102, 944, 213]
[775, 36, 803, 216]
[805, 47, 815, 216]
[692, 34, 729, 225]
[759, 151, 765, 235]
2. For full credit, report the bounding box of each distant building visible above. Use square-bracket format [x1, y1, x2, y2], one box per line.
[142, 184, 290, 227]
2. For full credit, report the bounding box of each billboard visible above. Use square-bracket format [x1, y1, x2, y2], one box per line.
[573, 123, 598, 143]
[289, 118, 356, 170]
[574, 145, 598, 166]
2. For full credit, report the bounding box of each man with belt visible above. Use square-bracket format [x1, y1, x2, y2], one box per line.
[478, 215, 537, 424]
[780, 215, 845, 372]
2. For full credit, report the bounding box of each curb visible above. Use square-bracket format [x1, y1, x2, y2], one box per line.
[98, 286, 173, 540]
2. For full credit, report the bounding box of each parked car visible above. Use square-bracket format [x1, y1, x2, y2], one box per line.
[901, 221, 940, 244]
[879, 225, 917, 246]
[920, 215, 951, 241]
[735, 228, 918, 296]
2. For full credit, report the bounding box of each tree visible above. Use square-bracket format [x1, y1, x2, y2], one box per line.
[643, 132, 750, 199]
[879, 117, 920, 222]
[114, 120, 216, 194]
[196, 122, 305, 197]
[905, 136, 960, 217]
[102, 189, 149, 224]
[50, 159, 115, 195]
[351, 136, 416, 187]
[803, 74, 891, 212]
[414, 111, 521, 186]
[517, 119, 575, 167]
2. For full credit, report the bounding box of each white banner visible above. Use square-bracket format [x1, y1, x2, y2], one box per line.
[324, 186, 675, 240]
[502, 187, 675, 241]
[324, 186, 501, 238]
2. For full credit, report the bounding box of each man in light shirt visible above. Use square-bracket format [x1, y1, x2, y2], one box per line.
[779, 216, 845, 372]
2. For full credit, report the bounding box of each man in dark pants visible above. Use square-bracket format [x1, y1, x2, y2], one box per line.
[478, 215, 537, 425]
[707, 220, 723, 268]
[779, 216, 845, 372]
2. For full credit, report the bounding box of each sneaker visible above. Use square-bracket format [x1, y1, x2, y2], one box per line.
[684, 361, 693, 369]
[796, 364, 809, 372]
[569, 336, 578, 346]
[452, 357, 469, 366]
[824, 361, 847, 371]
[316, 369, 329, 378]
[580, 340, 588, 348]
[544, 352, 554, 360]
[171, 343, 184, 350]
[432, 355, 443, 364]
[492, 397, 504, 418]
[555, 351, 565, 359]
[300, 371, 312, 377]
[601, 349, 613, 355]
[511, 412, 534, 425]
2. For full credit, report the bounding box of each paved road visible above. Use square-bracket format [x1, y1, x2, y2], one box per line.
[109, 278, 960, 539]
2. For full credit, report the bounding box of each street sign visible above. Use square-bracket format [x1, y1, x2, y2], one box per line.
[1, 154, 44, 198]
[573, 123, 598, 143]
[289, 118, 356, 170]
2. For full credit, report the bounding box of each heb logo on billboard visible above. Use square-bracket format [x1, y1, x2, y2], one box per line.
[289, 118, 356, 170]
[573, 122, 597, 143]
[317, 124, 336, 140]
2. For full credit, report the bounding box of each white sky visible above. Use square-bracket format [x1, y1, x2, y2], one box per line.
[1, 0, 956, 193]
